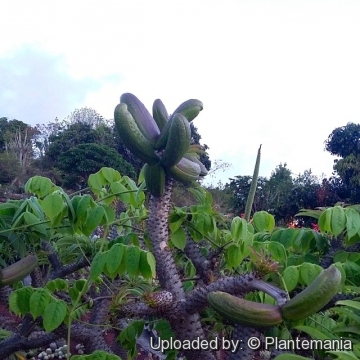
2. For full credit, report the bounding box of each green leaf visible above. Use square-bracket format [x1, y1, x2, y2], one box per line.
[292, 228, 315, 253]
[331, 306, 360, 324]
[146, 252, 156, 278]
[271, 228, 296, 249]
[43, 300, 67, 332]
[170, 227, 186, 250]
[138, 250, 154, 279]
[46, 279, 68, 292]
[326, 351, 358, 360]
[330, 206, 347, 236]
[268, 241, 287, 264]
[282, 266, 299, 292]
[22, 211, 49, 236]
[169, 216, 185, 233]
[231, 216, 249, 242]
[110, 182, 130, 203]
[42, 193, 63, 221]
[83, 206, 105, 236]
[27, 197, 45, 220]
[300, 263, 323, 286]
[9, 286, 34, 315]
[69, 287, 80, 302]
[90, 252, 107, 281]
[333, 325, 360, 336]
[76, 195, 92, 222]
[121, 176, 138, 207]
[61, 190, 76, 223]
[100, 167, 121, 183]
[106, 243, 125, 276]
[103, 205, 115, 224]
[253, 211, 275, 232]
[88, 171, 106, 190]
[295, 209, 323, 219]
[225, 243, 243, 269]
[75, 279, 88, 293]
[22, 211, 38, 225]
[125, 233, 139, 246]
[154, 319, 175, 340]
[119, 320, 145, 352]
[138, 164, 146, 185]
[345, 207, 360, 239]
[318, 208, 332, 233]
[125, 246, 141, 276]
[293, 325, 336, 341]
[29, 289, 51, 319]
[194, 211, 212, 234]
[25, 176, 54, 198]
[335, 299, 360, 311]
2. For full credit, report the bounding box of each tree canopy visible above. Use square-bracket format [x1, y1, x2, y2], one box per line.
[57, 143, 136, 188]
[324, 122, 360, 203]
[325, 122, 360, 158]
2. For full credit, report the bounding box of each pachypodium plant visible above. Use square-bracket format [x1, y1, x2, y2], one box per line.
[114, 94, 217, 359]
[0, 94, 354, 360]
[113, 94, 345, 360]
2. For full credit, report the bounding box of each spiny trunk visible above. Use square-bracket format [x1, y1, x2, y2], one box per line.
[147, 179, 184, 299]
[147, 179, 216, 360]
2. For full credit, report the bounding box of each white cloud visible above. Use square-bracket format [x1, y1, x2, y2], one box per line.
[1, 0, 360, 184]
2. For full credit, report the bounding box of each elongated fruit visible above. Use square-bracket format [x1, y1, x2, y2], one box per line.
[208, 291, 283, 327]
[152, 99, 169, 131]
[167, 157, 201, 182]
[184, 153, 208, 176]
[160, 113, 191, 168]
[172, 99, 203, 122]
[154, 116, 174, 150]
[114, 103, 159, 164]
[0, 254, 38, 286]
[280, 265, 342, 321]
[120, 93, 160, 143]
[143, 162, 166, 197]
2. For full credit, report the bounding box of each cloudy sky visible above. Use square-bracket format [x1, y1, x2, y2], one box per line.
[1, 0, 360, 186]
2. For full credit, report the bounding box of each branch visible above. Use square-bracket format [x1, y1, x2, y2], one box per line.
[183, 230, 213, 285]
[183, 272, 287, 314]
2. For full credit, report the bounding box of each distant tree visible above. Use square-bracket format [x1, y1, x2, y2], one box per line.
[316, 177, 344, 206]
[34, 117, 64, 157]
[46, 122, 99, 163]
[0, 117, 39, 175]
[65, 107, 110, 128]
[0, 152, 21, 184]
[226, 175, 269, 216]
[0, 118, 29, 152]
[325, 122, 360, 158]
[264, 163, 293, 217]
[38, 108, 116, 161]
[38, 108, 136, 187]
[324, 122, 360, 203]
[57, 143, 136, 189]
[282, 170, 321, 225]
